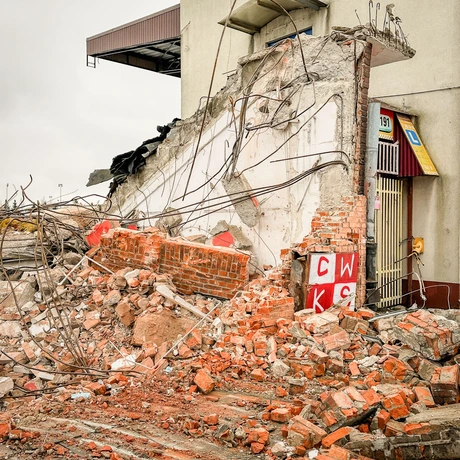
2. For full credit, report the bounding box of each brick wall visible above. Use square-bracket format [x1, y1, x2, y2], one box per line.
[290, 43, 372, 309]
[355, 42, 372, 195]
[90, 228, 250, 299]
[159, 239, 250, 298]
[295, 195, 367, 306]
[91, 228, 163, 272]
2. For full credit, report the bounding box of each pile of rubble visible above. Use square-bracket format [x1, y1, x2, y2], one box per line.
[1, 243, 460, 458]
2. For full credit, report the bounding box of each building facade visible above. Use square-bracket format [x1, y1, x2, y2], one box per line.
[87, 0, 460, 310]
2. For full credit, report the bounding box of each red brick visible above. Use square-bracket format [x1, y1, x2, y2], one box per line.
[248, 427, 269, 445]
[194, 369, 215, 394]
[203, 414, 219, 425]
[251, 442, 265, 454]
[319, 328, 351, 352]
[85, 382, 106, 395]
[413, 386, 436, 408]
[382, 356, 412, 381]
[276, 386, 288, 397]
[309, 349, 329, 364]
[431, 365, 459, 404]
[271, 408, 291, 423]
[328, 444, 354, 460]
[295, 445, 307, 456]
[377, 410, 390, 430]
[0, 423, 10, 437]
[320, 410, 338, 427]
[178, 343, 193, 358]
[289, 416, 327, 448]
[250, 369, 266, 382]
[360, 389, 381, 407]
[382, 393, 410, 420]
[368, 343, 381, 356]
[404, 423, 431, 435]
[321, 426, 353, 448]
[349, 361, 360, 376]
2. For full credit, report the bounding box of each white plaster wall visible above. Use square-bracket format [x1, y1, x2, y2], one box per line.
[119, 92, 342, 267]
[114, 33, 362, 268]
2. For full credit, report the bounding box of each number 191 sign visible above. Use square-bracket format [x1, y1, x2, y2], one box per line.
[379, 108, 394, 141]
[306, 253, 359, 313]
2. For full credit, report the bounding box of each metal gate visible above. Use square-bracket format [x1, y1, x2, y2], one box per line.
[375, 176, 404, 307]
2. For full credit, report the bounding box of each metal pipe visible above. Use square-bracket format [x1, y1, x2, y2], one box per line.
[365, 102, 380, 240]
[407, 178, 413, 305]
[58, 255, 86, 285]
[365, 102, 380, 304]
[368, 307, 417, 323]
[153, 301, 222, 372]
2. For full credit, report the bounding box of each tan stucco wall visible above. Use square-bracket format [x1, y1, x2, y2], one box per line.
[180, 0, 252, 118]
[180, 0, 460, 285]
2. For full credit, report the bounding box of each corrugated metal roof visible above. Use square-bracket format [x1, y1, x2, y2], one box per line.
[86, 4, 181, 77]
[87, 4, 180, 56]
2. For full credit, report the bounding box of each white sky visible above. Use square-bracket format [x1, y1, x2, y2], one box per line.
[0, 0, 180, 205]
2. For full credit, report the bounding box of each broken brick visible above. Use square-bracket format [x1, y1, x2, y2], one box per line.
[287, 416, 327, 448]
[250, 369, 266, 381]
[194, 369, 215, 394]
[413, 386, 436, 408]
[321, 426, 353, 448]
[271, 408, 291, 423]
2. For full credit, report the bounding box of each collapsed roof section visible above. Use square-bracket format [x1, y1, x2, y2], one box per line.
[86, 4, 181, 77]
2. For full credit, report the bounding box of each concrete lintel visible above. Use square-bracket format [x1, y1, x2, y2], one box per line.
[368, 36, 414, 68]
[219, 0, 327, 35]
[296, 0, 328, 11]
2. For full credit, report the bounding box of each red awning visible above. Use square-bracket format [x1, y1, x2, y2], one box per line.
[395, 116, 424, 177]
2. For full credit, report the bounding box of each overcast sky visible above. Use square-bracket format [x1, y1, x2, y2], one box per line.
[0, 0, 180, 205]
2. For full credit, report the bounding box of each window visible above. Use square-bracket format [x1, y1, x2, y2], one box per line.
[267, 28, 312, 47]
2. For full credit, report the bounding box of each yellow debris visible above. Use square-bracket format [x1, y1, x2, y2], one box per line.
[0, 218, 38, 233]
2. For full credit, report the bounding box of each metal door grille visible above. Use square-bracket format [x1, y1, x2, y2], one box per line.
[375, 177, 403, 308]
[377, 141, 399, 175]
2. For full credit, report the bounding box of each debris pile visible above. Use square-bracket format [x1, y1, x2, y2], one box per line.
[0, 201, 460, 459]
[1, 244, 460, 459]
[0, 208, 90, 271]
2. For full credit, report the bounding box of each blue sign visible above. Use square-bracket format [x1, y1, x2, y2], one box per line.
[406, 129, 422, 146]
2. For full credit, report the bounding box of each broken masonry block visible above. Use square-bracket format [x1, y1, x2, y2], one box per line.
[194, 368, 215, 394]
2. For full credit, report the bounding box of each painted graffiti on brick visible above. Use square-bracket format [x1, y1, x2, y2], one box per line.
[306, 253, 359, 313]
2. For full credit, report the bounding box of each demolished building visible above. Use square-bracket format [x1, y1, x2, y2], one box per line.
[86, 0, 460, 312]
[0, 1, 460, 459]
[86, 2, 422, 314]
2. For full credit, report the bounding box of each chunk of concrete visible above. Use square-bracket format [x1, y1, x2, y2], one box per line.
[0, 281, 35, 309]
[272, 359, 290, 377]
[132, 310, 195, 347]
[0, 377, 14, 397]
[302, 311, 339, 334]
[0, 321, 22, 338]
[393, 310, 460, 360]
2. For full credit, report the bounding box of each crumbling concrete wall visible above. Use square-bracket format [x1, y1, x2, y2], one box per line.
[111, 34, 371, 308]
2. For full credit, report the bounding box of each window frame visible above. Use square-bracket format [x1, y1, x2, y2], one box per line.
[266, 27, 313, 47]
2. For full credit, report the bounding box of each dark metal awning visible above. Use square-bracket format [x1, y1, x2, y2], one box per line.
[86, 4, 181, 77]
[219, 0, 328, 34]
